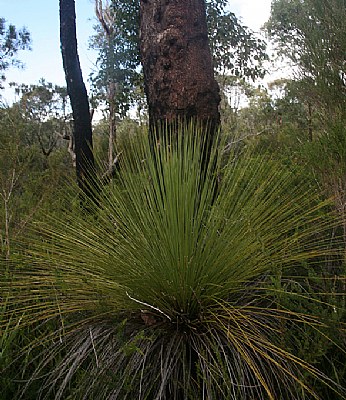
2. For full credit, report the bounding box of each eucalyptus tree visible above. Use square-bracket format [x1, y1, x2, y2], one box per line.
[266, 0, 346, 118]
[90, 0, 141, 170]
[206, 0, 267, 80]
[11, 80, 71, 159]
[0, 18, 31, 89]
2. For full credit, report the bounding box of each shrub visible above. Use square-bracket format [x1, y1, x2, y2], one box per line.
[1, 125, 345, 399]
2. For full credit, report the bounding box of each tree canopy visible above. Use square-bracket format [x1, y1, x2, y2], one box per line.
[0, 18, 31, 89]
[266, 0, 346, 115]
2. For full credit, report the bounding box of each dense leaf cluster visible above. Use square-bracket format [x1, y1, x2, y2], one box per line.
[266, 0, 346, 114]
[0, 17, 31, 88]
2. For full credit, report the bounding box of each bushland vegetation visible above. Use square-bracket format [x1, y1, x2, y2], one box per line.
[0, 0, 345, 398]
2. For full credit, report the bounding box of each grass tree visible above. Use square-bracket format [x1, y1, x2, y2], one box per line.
[1, 124, 345, 399]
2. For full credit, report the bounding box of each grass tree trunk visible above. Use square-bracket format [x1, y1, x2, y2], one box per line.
[60, 0, 95, 199]
[139, 0, 221, 138]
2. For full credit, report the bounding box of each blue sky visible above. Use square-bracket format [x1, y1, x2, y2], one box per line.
[0, 0, 271, 103]
[1, 0, 96, 102]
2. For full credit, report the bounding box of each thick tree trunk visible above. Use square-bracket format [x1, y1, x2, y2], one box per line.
[139, 0, 220, 137]
[60, 0, 95, 199]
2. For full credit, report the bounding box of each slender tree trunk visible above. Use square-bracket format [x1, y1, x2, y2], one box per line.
[308, 101, 313, 141]
[139, 0, 220, 137]
[1, 169, 18, 260]
[108, 82, 116, 171]
[60, 0, 95, 199]
[95, 0, 117, 172]
[3, 195, 11, 260]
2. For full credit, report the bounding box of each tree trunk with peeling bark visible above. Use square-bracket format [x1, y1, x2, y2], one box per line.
[60, 0, 95, 199]
[95, 0, 117, 172]
[139, 0, 220, 137]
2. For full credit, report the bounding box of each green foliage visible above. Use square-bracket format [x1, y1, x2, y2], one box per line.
[10, 79, 71, 157]
[299, 122, 346, 237]
[206, 1, 268, 80]
[89, 1, 141, 117]
[302, 122, 346, 180]
[0, 102, 74, 259]
[227, 79, 321, 162]
[92, 117, 141, 172]
[265, 0, 346, 115]
[1, 125, 345, 399]
[0, 18, 31, 88]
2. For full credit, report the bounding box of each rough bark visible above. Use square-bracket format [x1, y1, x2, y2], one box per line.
[139, 0, 221, 137]
[60, 0, 95, 198]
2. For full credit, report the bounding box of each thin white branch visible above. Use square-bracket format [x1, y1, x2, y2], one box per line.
[223, 129, 268, 152]
[126, 291, 172, 321]
[89, 328, 99, 368]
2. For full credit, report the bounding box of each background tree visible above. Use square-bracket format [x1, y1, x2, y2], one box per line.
[265, 0, 346, 120]
[10, 80, 71, 161]
[60, 0, 95, 198]
[90, 0, 141, 171]
[205, 0, 267, 80]
[233, 79, 314, 151]
[0, 18, 31, 89]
